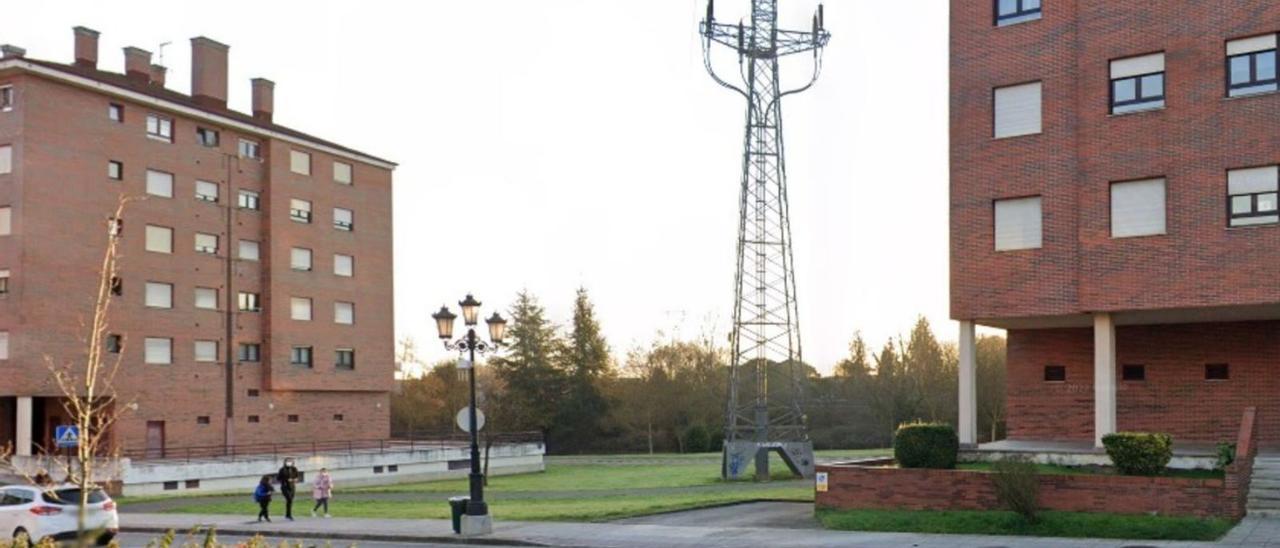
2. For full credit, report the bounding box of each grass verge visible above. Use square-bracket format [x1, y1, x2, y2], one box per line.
[816, 508, 1233, 541]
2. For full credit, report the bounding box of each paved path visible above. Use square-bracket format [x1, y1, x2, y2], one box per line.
[119, 511, 1280, 547]
[613, 501, 819, 529]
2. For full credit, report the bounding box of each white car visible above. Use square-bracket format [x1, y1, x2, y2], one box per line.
[0, 484, 118, 545]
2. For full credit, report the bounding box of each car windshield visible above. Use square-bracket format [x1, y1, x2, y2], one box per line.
[41, 488, 109, 505]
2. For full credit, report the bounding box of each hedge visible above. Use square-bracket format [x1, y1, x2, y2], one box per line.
[894, 422, 959, 469]
[1102, 432, 1173, 476]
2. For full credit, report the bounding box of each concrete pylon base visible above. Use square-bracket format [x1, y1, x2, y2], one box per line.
[460, 514, 493, 536]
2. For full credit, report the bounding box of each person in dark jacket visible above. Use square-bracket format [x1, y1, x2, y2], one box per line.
[276, 458, 301, 520]
[253, 475, 274, 522]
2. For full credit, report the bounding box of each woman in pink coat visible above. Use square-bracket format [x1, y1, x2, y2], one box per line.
[310, 468, 334, 518]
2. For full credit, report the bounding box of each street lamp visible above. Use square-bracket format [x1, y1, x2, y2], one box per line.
[433, 294, 505, 530]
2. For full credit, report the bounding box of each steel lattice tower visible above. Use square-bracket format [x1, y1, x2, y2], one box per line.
[700, 0, 829, 481]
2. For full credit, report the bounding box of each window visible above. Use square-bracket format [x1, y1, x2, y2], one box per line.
[238, 291, 261, 312]
[110, 276, 122, 296]
[144, 281, 173, 309]
[196, 416, 210, 426]
[195, 341, 218, 363]
[144, 337, 172, 364]
[195, 233, 219, 254]
[248, 415, 260, 423]
[374, 466, 384, 474]
[1205, 363, 1230, 381]
[239, 239, 260, 261]
[290, 150, 311, 175]
[186, 479, 201, 489]
[291, 297, 313, 321]
[106, 334, 122, 354]
[1110, 53, 1165, 114]
[288, 415, 300, 423]
[1122, 364, 1146, 381]
[196, 127, 220, 147]
[109, 218, 122, 238]
[238, 189, 260, 211]
[334, 254, 354, 277]
[145, 169, 173, 198]
[993, 82, 1042, 138]
[1228, 166, 1279, 227]
[291, 346, 313, 367]
[388, 465, 398, 473]
[0, 206, 9, 235]
[995, 0, 1041, 26]
[163, 482, 179, 491]
[334, 162, 353, 185]
[1044, 365, 1066, 382]
[291, 247, 312, 271]
[0, 269, 7, 295]
[195, 181, 219, 202]
[108, 103, 123, 122]
[333, 207, 353, 231]
[108, 161, 123, 180]
[247, 389, 260, 397]
[1110, 178, 1166, 238]
[1228, 35, 1278, 97]
[290, 199, 312, 223]
[0, 145, 11, 174]
[0, 86, 12, 111]
[993, 196, 1042, 251]
[194, 287, 218, 310]
[0, 331, 7, 359]
[145, 114, 173, 142]
[238, 343, 261, 362]
[333, 414, 345, 422]
[335, 302, 354, 325]
[239, 139, 261, 160]
[336, 348, 355, 370]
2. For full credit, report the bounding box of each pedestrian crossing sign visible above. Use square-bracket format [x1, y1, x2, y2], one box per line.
[55, 425, 79, 448]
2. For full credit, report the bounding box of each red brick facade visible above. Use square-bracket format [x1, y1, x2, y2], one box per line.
[952, 2, 1280, 442]
[0, 32, 395, 454]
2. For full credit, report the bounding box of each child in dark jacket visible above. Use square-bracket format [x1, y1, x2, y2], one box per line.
[254, 475, 275, 522]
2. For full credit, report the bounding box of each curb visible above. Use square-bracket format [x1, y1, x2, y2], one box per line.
[119, 525, 551, 547]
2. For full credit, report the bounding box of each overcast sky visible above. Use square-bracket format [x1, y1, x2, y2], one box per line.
[5, 1, 960, 375]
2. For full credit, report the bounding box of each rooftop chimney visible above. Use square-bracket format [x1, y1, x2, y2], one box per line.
[73, 26, 99, 68]
[251, 78, 274, 123]
[123, 47, 152, 82]
[0, 45, 26, 60]
[190, 36, 229, 109]
[150, 64, 167, 87]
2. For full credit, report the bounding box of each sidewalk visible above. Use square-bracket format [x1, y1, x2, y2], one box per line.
[120, 512, 1279, 547]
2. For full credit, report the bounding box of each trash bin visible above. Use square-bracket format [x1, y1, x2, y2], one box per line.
[448, 496, 469, 534]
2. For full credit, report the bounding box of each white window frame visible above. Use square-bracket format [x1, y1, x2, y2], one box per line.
[290, 150, 312, 175]
[0, 331, 8, 360]
[1228, 166, 1280, 227]
[144, 281, 173, 309]
[335, 348, 355, 370]
[195, 232, 219, 254]
[239, 239, 260, 261]
[335, 301, 354, 325]
[145, 169, 174, 198]
[291, 345, 314, 367]
[291, 297, 313, 321]
[0, 269, 9, 295]
[0, 206, 10, 236]
[0, 86, 13, 112]
[1110, 178, 1168, 238]
[238, 189, 260, 211]
[194, 287, 218, 310]
[239, 291, 261, 312]
[145, 225, 173, 254]
[238, 139, 261, 160]
[108, 103, 123, 122]
[993, 196, 1043, 251]
[195, 180, 219, 202]
[333, 207, 353, 231]
[334, 161, 353, 184]
[145, 113, 173, 142]
[291, 247, 313, 271]
[194, 340, 218, 363]
[108, 160, 123, 180]
[334, 254, 354, 277]
[144, 337, 172, 365]
[993, 82, 1043, 138]
[290, 199, 312, 223]
[0, 145, 11, 175]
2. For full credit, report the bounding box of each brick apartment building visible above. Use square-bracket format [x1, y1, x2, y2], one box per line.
[0, 28, 396, 457]
[952, 2, 1280, 447]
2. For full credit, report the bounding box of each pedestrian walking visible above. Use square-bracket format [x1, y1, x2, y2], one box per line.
[310, 468, 333, 518]
[276, 458, 301, 520]
[253, 475, 274, 523]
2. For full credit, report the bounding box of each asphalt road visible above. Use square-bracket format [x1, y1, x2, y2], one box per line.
[114, 532, 523, 547]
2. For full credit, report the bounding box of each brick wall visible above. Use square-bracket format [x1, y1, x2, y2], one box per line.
[1007, 322, 1279, 444]
[951, 1, 1280, 320]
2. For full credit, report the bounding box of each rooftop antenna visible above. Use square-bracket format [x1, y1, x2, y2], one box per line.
[699, 0, 831, 482]
[157, 41, 172, 66]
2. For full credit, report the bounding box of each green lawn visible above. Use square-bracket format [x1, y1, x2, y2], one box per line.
[956, 461, 1224, 480]
[817, 508, 1233, 541]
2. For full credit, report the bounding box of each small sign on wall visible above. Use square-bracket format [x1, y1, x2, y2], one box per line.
[815, 471, 829, 492]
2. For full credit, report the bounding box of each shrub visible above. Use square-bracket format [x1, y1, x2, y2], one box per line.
[893, 422, 959, 469]
[1102, 432, 1172, 476]
[683, 424, 711, 453]
[1216, 442, 1236, 471]
[992, 457, 1040, 523]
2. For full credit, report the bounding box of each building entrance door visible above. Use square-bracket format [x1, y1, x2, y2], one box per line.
[145, 421, 165, 459]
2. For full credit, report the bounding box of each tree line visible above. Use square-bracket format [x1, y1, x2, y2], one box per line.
[392, 289, 1007, 454]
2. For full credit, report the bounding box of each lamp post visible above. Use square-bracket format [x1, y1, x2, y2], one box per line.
[433, 294, 506, 526]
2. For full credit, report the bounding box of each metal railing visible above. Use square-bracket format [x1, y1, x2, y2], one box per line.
[118, 430, 543, 463]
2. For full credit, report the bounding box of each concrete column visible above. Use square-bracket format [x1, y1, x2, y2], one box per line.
[958, 320, 978, 446]
[1094, 313, 1117, 447]
[15, 396, 32, 457]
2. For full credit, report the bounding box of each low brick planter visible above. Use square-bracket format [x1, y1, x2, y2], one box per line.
[817, 408, 1258, 520]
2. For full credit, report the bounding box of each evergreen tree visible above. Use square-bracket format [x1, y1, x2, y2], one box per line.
[834, 331, 871, 379]
[489, 291, 566, 434]
[552, 288, 613, 452]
